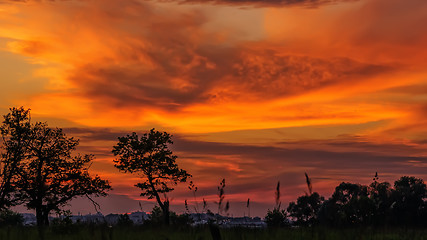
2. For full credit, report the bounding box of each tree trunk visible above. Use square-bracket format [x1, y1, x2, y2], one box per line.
[162, 200, 170, 226]
[36, 206, 45, 240]
[43, 208, 50, 226]
[36, 206, 44, 227]
[148, 177, 169, 226]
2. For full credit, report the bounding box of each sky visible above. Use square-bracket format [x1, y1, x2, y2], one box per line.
[1, 0, 427, 217]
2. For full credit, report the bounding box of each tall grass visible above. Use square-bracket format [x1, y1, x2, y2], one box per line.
[0, 226, 426, 240]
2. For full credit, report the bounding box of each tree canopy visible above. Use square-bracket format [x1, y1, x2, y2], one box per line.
[289, 174, 427, 227]
[0, 107, 111, 227]
[112, 129, 191, 225]
[0, 107, 31, 209]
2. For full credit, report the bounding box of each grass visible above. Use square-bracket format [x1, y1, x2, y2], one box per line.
[0, 225, 426, 240]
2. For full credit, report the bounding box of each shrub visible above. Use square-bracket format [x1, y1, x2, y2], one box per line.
[0, 209, 23, 226]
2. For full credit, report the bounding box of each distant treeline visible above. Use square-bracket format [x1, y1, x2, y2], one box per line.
[266, 174, 427, 228]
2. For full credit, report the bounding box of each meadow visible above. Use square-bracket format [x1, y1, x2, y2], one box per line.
[0, 226, 426, 240]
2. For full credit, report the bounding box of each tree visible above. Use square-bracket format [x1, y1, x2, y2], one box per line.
[390, 176, 427, 226]
[369, 174, 392, 226]
[0, 107, 111, 227]
[264, 181, 289, 227]
[18, 121, 111, 227]
[319, 182, 375, 226]
[112, 129, 191, 225]
[264, 208, 288, 227]
[0, 107, 31, 209]
[287, 192, 324, 226]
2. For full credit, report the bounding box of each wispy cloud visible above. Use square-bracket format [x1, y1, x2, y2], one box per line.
[158, 0, 359, 8]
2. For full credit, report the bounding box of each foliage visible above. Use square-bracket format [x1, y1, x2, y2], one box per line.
[145, 206, 192, 227]
[146, 205, 163, 226]
[390, 176, 427, 226]
[0, 107, 31, 209]
[0, 209, 23, 226]
[1, 226, 427, 240]
[18, 121, 111, 226]
[112, 129, 191, 225]
[264, 208, 288, 227]
[170, 212, 193, 227]
[316, 175, 427, 227]
[369, 181, 392, 225]
[313, 182, 376, 226]
[287, 192, 324, 226]
[51, 210, 74, 234]
[117, 214, 133, 226]
[0, 107, 111, 227]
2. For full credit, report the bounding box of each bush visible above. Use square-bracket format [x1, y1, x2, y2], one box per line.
[265, 208, 288, 227]
[117, 214, 133, 226]
[51, 211, 75, 234]
[145, 206, 193, 227]
[0, 209, 23, 226]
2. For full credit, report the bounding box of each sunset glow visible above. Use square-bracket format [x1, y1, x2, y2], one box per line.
[1, 0, 427, 217]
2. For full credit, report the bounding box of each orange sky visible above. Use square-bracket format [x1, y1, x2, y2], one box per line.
[1, 0, 427, 216]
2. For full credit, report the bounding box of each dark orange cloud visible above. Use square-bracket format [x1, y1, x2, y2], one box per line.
[62, 127, 427, 216]
[159, 0, 358, 8]
[1, 0, 419, 133]
[69, 48, 392, 110]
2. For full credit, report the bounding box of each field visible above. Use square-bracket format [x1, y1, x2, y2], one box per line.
[0, 226, 426, 240]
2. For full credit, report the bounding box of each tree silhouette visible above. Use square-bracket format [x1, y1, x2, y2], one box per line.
[369, 173, 392, 226]
[265, 208, 287, 227]
[0, 107, 31, 209]
[265, 181, 288, 227]
[391, 176, 427, 226]
[0, 107, 111, 228]
[318, 182, 375, 226]
[112, 129, 191, 225]
[287, 173, 324, 226]
[287, 192, 324, 226]
[16, 121, 111, 227]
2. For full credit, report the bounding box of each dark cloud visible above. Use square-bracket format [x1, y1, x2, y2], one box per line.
[158, 0, 358, 8]
[49, 0, 392, 111]
[71, 49, 391, 110]
[7, 0, 358, 7]
[59, 127, 427, 215]
[382, 84, 427, 96]
[64, 127, 126, 142]
[65, 127, 427, 184]
[4, 0, 399, 113]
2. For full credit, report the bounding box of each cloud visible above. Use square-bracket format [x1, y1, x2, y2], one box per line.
[5, 0, 358, 7]
[159, 0, 359, 8]
[2, 0, 393, 107]
[63, 127, 427, 202]
[2, 0, 416, 133]
[70, 49, 391, 110]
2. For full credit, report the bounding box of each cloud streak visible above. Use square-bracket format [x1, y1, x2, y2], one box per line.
[159, 0, 358, 8]
[63, 127, 427, 211]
